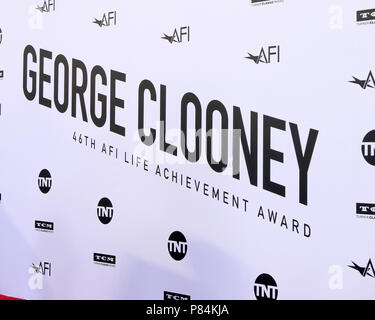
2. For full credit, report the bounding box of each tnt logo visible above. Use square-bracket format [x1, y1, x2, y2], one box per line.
[168, 231, 188, 261]
[362, 130, 375, 166]
[36, 0, 55, 13]
[254, 273, 278, 301]
[38, 169, 52, 194]
[245, 45, 280, 64]
[162, 26, 190, 44]
[93, 11, 117, 27]
[94, 253, 116, 266]
[97, 197, 114, 224]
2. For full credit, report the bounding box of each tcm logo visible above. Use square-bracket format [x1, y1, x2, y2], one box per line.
[28, 262, 51, 290]
[357, 8, 375, 24]
[94, 253, 116, 266]
[38, 169, 52, 194]
[162, 26, 190, 44]
[245, 46, 280, 64]
[93, 11, 117, 27]
[361, 130, 375, 166]
[164, 291, 191, 301]
[254, 273, 278, 301]
[35, 220, 54, 232]
[36, 0, 55, 13]
[168, 231, 188, 261]
[97, 197, 113, 224]
[350, 71, 375, 89]
[251, 0, 283, 7]
[356, 203, 375, 220]
[349, 259, 375, 278]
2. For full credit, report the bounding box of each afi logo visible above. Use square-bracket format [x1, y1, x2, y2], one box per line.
[93, 11, 117, 27]
[350, 71, 375, 89]
[245, 46, 280, 64]
[28, 262, 51, 290]
[36, 0, 55, 13]
[162, 26, 190, 44]
[31, 262, 51, 276]
[349, 259, 375, 278]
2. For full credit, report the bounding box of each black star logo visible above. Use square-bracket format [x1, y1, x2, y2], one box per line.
[349, 71, 375, 89]
[31, 263, 42, 274]
[93, 18, 105, 27]
[349, 76, 370, 89]
[162, 33, 176, 44]
[349, 259, 375, 278]
[36, 5, 47, 13]
[245, 53, 264, 64]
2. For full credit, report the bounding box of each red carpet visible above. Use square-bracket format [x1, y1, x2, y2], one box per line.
[0, 295, 23, 300]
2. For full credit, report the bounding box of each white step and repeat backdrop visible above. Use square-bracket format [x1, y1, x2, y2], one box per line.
[0, 0, 374, 300]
